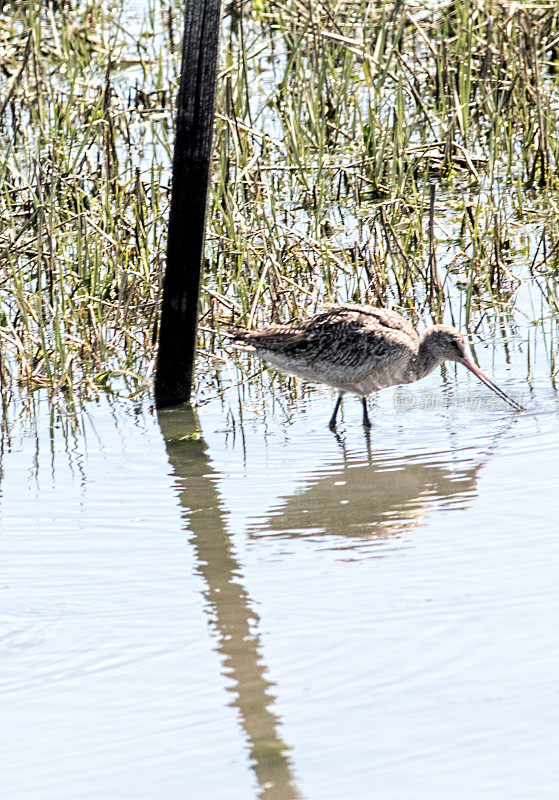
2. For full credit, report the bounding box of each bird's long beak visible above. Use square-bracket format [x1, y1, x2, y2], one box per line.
[459, 356, 525, 411]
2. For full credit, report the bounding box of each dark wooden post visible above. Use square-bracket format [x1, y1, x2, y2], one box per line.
[155, 0, 223, 408]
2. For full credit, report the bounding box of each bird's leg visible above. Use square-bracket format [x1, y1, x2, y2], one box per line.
[362, 397, 371, 428]
[329, 392, 344, 429]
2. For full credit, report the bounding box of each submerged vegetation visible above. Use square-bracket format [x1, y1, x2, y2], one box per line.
[1, 0, 559, 409]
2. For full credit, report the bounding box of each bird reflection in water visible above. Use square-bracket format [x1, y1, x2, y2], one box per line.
[157, 406, 301, 800]
[249, 438, 482, 547]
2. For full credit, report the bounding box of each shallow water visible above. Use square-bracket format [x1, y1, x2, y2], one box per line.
[1, 336, 559, 799]
[4, 0, 559, 795]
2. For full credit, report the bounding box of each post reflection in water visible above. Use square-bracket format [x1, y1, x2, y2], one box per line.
[157, 406, 301, 800]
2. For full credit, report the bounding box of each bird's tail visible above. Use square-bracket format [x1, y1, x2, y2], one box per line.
[222, 327, 257, 352]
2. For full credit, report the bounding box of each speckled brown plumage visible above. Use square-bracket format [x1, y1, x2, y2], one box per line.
[226, 303, 523, 428]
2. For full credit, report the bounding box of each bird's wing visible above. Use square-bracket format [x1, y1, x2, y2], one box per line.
[326, 303, 417, 339]
[231, 305, 418, 371]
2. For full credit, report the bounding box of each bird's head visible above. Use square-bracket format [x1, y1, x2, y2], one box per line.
[422, 325, 469, 364]
[421, 324, 524, 410]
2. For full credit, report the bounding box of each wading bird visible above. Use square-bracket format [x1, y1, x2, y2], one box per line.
[226, 303, 524, 428]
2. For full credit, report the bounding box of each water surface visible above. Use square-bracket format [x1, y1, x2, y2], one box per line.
[1, 344, 559, 799]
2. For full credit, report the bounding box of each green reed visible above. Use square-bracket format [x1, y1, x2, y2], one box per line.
[1, 0, 559, 407]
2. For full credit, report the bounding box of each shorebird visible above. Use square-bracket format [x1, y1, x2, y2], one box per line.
[226, 303, 524, 428]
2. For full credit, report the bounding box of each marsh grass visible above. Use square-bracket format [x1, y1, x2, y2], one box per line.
[1, 0, 559, 408]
